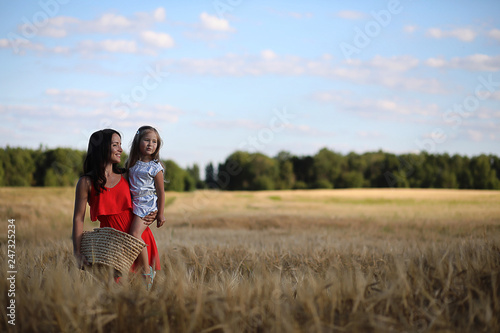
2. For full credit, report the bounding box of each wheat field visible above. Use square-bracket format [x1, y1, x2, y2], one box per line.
[1, 188, 499, 332]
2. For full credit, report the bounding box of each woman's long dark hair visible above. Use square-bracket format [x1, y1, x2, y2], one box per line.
[83, 129, 123, 194]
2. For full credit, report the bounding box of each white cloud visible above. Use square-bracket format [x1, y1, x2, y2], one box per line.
[18, 8, 167, 37]
[404, 25, 417, 33]
[78, 39, 138, 54]
[0, 38, 45, 54]
[268, 9, 313, 19]
[200, 12, 234, 32]
[194, 118, 329, 137]
[365, 55, 419, 72]
[489, 28, 500, 41]
[261, 49, 277, 60]
[195, 118, 263, 130]
[476, 107, 500, 119]
[153, 7, 166, 22]
[4, 7, 175, 56]
[39, 26, 67, 38]
[282, 123, 332, 137]
[45, 88, 110, 107]
[0, 100, 183, 152]
[287, 12, 313, 19]
[141, 31, 174, 48]
[358, 131, 382, 138]
[426, 27, 477, 42]
[95, 13, 132, 30]
[161, 53, 443, 94]
[426, 54, 500, 72]
[17, 16, 78, 38]
[491, 91, 500, 101]
[310, 90, 440, 119]
[184, 12, 235, 41]
[45, 88, 108, 97]
[467, 130, 483, 142]
[336, 10, 366, 20]
[0, 39, 10, 48]
[1, 36, 151, 56]
[425, 57, 446, 68]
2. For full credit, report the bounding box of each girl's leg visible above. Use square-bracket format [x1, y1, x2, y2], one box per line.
[129, 215, 150, 275]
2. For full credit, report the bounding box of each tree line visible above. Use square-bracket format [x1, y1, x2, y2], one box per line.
[1, 147, 499, 190]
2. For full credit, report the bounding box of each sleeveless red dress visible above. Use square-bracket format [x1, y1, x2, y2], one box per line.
[88, 176, 160, 271]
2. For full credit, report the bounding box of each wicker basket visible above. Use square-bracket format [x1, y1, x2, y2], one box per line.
[81, 227, 146, 273]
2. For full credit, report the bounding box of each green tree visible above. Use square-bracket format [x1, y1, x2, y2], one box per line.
[183, 172, 196, 192]
[205, 162, 216, 189]
[2, 147, 36, 186]
[35, 148, 85, 186]
[336, 152, 366, 188]
[363, 151, 386, 187]
[489, 155, 500, 182]
[275, 151, 295, 190]
[470, 155, 500, 189]
[312, 148, 343, 188]
[187, 164, 204, 189]
[291, 155, 314, 189]
[0, 149, 5, 186]
[218, 151, 251, 190]
[163, 159, 186, 191]
[430, 153, 457, 189]
[247, 153, 278, 190]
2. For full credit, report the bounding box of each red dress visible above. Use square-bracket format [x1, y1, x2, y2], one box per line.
[88, 176, 160, 271]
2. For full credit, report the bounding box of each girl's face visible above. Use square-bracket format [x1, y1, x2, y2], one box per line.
[109, 133, 123, 164]
[139, 130, 158, 159]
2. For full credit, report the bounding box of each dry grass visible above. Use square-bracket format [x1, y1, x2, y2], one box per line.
[1, 188, 499, 332]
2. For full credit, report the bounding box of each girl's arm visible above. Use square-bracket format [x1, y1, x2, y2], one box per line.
[72, 176, 91, 268]
[154, 170, 166, 228]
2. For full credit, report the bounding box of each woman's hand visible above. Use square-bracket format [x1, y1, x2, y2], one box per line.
[143, 210, 157, 225]
[157, 214, 166, 228]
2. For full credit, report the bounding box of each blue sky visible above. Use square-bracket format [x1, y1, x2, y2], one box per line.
[1, 0, 500, 168]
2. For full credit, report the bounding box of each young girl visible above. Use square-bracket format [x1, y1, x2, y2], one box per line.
[126, 126, 166, 289]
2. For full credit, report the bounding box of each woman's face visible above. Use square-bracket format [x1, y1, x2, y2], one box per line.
[109, 133, 123, 164]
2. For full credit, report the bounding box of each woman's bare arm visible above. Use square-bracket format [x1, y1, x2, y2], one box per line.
[154, 170, 166, 228]
[72, 176, 91, 268]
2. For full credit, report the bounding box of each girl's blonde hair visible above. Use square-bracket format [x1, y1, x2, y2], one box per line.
[125, 126, 162, 170]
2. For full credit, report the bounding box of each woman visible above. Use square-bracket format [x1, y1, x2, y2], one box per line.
[72, 129, 161, 280]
